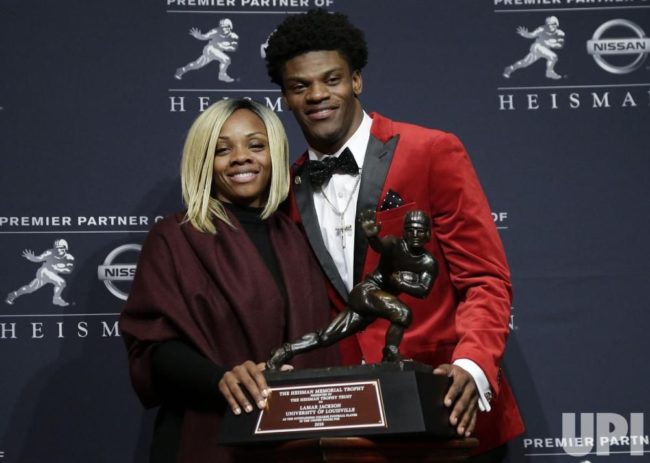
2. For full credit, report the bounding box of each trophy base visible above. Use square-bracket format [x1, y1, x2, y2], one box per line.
[219, 361, 455, 445]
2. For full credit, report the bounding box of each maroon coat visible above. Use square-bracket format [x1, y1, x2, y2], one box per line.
[120, 211, 337, 463]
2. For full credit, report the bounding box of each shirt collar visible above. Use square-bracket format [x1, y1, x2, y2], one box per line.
[308, 112, 372, 170]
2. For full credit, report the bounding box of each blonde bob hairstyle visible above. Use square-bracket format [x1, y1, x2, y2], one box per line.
[180, 99, 290, 234]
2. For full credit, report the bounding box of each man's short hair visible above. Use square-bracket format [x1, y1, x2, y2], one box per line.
[264, 8, 368, 87]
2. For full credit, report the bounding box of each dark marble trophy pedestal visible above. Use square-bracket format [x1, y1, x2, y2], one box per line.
[220, 361, 456, 445]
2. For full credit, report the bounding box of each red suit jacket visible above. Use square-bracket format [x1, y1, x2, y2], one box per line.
[288, 112, 524, 453]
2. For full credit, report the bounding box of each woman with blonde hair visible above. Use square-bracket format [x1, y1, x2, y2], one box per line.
[120, 99, 337, 463]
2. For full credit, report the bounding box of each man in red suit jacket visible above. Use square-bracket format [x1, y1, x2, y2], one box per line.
[264, 9, 524, 460]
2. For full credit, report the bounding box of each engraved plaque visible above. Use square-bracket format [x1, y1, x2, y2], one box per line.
[255, 380, 386, 434]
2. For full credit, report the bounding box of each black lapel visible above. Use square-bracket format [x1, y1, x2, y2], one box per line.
[352, 134, 400, 283]
[293, 161, 350, 301]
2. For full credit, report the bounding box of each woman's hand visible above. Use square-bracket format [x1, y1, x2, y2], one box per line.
[218, 361, 269, 415]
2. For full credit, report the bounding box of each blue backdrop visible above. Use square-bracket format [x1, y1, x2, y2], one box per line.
[1, 1, 649, 461]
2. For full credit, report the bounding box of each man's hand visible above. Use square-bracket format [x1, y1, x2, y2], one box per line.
[218, 361, 269, 415]
[433, 363, 479, 437]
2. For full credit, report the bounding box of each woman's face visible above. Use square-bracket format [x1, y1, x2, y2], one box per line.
[213, 109, 272, 208]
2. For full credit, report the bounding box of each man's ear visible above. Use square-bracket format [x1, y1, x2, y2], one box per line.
[352, 71, 363, 97]
[282, 93, 290, 110]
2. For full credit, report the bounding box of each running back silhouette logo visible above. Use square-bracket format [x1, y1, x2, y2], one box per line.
[503, 16, 566, 80]
[174, 18, 239, 83]
[5, 239, 75, 307]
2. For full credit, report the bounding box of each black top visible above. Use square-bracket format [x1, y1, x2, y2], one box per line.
[223, 202, 288, 307]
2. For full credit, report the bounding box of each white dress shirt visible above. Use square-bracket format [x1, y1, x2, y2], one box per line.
[308, 112, 373, 292]
[307, 112, 492, 412]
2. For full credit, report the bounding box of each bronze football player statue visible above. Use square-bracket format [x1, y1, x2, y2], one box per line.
[267, 209, 438, 370]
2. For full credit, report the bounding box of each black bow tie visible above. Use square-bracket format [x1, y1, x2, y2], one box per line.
[308, 148, 359, 188]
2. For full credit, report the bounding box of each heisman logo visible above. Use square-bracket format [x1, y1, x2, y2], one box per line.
[503, 16, 566, 80]
[5, 239, 75, 307]
[174, 18, 239, 83]
[97, 244, 141, 301]
[587, 19, 650, 75]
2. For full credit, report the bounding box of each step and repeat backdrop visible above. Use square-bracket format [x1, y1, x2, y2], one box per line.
[1, 1, 649, 462]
